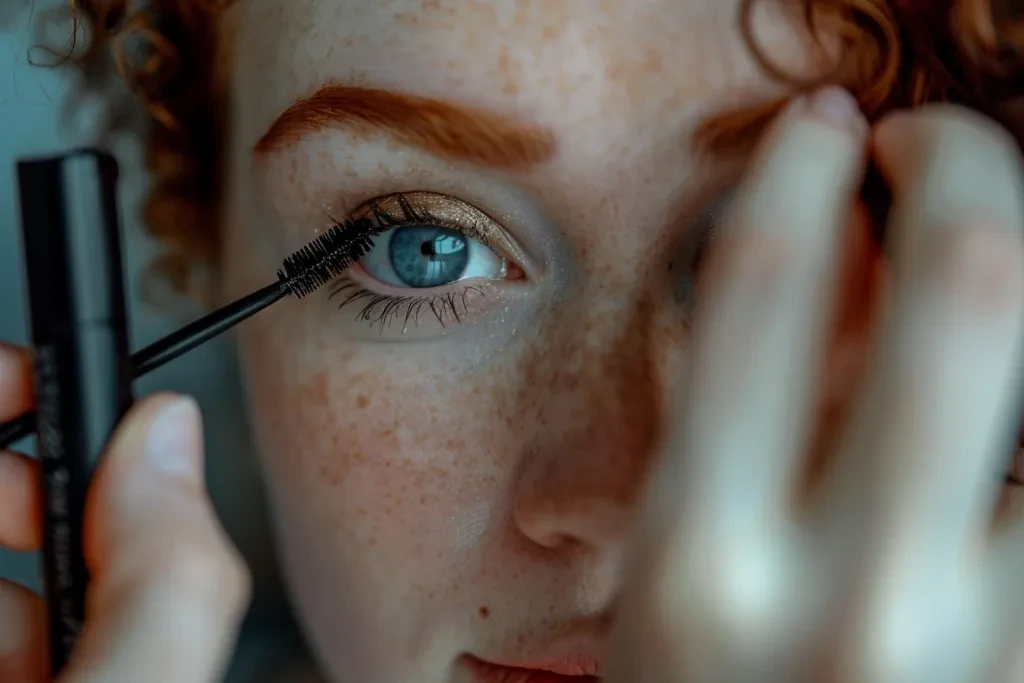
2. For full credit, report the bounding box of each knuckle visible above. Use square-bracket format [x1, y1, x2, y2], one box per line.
[642, 544, 781, 645]
[708, 231, 801, 293]
[154, 539, 251, 614]
[835, 572, 983, 682]
[843, 615, 946, 682]
[925, 224, 1024, 316]
[921, 106, 1021, 159]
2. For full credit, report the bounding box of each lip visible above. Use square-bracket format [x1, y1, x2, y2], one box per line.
[463, 654, 602, 683]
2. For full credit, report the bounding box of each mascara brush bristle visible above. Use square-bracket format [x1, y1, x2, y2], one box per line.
[277, 217, 380, 298]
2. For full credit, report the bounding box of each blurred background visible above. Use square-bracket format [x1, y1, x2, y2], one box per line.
[0, 2, 297, 678]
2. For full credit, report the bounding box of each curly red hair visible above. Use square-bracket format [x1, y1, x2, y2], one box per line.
[66, 0, 1024, 296]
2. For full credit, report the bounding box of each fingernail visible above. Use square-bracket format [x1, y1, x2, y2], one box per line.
[806, 87, 865, 131]
[145, 397, 202, 478]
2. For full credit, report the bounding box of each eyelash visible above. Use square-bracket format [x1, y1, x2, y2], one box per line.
[325, 193, 501, 333]
[328, 279, 485, 332]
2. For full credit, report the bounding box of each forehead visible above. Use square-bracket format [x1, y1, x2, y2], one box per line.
[228, 0, 808, 151]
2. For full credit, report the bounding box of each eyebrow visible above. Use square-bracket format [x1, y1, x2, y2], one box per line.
[254, 85, 557, 170]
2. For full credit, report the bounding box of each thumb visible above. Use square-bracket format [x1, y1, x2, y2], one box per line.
[64, 393, 250, 683]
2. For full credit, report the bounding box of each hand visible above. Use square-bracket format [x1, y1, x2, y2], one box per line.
[0, 343, 251, 682]
[609, 89, 1024, 682]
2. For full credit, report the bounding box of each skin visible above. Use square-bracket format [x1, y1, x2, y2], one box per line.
[219, 1, 827, 681]
[210, 0, 1021, 681]
[0, 1, 1022, 682]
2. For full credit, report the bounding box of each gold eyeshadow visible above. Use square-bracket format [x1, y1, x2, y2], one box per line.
[352, 191, 533, 271]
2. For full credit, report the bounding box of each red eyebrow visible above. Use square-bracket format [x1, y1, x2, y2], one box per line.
[254, 85, 557, 170]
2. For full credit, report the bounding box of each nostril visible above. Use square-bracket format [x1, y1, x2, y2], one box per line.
[514, 498, 633, 555]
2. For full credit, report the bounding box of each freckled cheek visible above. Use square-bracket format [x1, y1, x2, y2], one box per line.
[237, 314, 524, 546]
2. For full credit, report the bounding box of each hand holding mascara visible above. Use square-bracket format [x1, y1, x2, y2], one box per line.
[0, 370, 251, 682]
[0, 148, 382, 678]
[0, 158, 381, 450]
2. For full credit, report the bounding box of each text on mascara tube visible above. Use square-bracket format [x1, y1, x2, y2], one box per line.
[35, 346, 63, 460]
[33, 345, 85, 648]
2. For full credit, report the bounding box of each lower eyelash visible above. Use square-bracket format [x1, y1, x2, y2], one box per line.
[328, 279, 485, 334]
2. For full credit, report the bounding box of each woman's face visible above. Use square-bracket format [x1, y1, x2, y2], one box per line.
[215, 1, 1022, 681]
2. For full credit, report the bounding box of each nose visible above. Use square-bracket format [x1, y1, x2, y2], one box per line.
[512, 297, 671, 558]
[514, 456, 642, 552]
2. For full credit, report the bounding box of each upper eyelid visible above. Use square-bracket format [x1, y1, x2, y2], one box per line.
[349, 191, 537, 273]
[358, 195, 497, 248]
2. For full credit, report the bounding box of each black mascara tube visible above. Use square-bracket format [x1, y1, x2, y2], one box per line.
[16, 149, 134, 676]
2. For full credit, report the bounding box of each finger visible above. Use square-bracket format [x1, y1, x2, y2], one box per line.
[985, 525, 1024, 676]
[0, 450, 41, 550]
[63, 394, 250, 683]
[826, 107, 1024, 562]
[800, 201, 885, 497]
[659, 88, 868, 539]
[0, 579, 47, 683]
[875, 108, 1024, 268]
[0, 342, 32, 421]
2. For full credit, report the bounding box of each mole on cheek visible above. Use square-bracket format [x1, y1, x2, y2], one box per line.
[478, 605, 491, 619]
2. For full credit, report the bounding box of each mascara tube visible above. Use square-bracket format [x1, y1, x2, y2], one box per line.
[16, 149, 134, 676]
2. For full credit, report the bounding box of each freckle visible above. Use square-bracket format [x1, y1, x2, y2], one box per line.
[317, 464, 341, 487]
[478, 606, 491, 619]
[367, 538, 377, 547]
[356, 507, 367, 517]
[644, 47, 663, 73]
[356, 394, 370, 408]
[304, 373, 329, 408]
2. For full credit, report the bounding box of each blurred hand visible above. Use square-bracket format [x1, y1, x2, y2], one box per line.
[609, 90, 1024, 682]
[0, 343, 251, 682]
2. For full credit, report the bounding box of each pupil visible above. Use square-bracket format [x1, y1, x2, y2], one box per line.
[389, 225, 469, 288]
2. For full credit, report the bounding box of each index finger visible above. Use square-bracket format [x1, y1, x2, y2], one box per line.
[653, 88, 869, 542]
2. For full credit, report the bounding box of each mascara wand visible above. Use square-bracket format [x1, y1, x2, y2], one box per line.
[0, 217, 380, 449]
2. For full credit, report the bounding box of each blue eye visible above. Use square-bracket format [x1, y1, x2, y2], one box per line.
[389, 226, 469, 287]
[360, 223, 505, 289]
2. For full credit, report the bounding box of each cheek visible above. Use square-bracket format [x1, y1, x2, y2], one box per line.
[235, 305, 524, 566]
